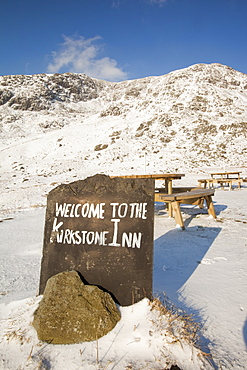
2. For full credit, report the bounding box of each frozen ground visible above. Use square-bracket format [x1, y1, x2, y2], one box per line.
[0, 173, 247, 369]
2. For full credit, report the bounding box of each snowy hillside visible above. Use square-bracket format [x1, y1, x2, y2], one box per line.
[1, 63, 247, 213]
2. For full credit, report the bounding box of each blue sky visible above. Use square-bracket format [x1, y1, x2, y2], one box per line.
[1, 0, 247, 81]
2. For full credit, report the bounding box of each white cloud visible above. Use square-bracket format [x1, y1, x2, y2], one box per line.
[111, 0, 122, 8]
[47, 35, 127, 82]
[148, 0, 168, 5]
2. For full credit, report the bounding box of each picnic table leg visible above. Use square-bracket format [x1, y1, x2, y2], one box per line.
[167, 179, 173, 217]
[238, 174, 242, 188]
[171, 201, 185, 230]
[205, 195, 217, 219]
[198, 197, 204, 209]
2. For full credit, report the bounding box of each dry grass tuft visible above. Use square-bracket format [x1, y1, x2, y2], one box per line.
[4, 326, 31, 345]
[149, 297, 217, 369]
[150, 297, 201, 344]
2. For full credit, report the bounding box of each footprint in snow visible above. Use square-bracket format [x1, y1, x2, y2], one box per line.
[197, 257, 228, 265]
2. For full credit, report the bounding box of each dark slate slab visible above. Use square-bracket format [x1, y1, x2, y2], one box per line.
[39, 174, 154, 306]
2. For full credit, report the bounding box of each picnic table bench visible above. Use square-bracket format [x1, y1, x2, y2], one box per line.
[158, 188, 216, 230]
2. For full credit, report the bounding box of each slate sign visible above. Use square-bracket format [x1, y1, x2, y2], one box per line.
[39, 174, 154, 306]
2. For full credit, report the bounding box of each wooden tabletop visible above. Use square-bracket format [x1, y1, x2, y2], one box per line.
[111, 173, 185, 180]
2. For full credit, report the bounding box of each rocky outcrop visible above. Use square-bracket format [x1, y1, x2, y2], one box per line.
[0, 73, 100, 111]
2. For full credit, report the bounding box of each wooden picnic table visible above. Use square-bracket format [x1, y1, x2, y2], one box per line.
[111, 173, 185, 217]
[198, 171, 243, 189]
[111, 174, 217, 229]
[211, 171, 242, 189]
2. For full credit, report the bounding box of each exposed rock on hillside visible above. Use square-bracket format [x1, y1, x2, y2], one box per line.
[0, 73, 99, 111]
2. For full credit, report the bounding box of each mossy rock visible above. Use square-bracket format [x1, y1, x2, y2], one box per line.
[33, 271, 121, 344]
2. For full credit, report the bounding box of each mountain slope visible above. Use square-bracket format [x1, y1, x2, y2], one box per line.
[0, 63, 247, 212]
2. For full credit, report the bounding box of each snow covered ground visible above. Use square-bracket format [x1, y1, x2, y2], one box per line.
[0, 172, 247, 369]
